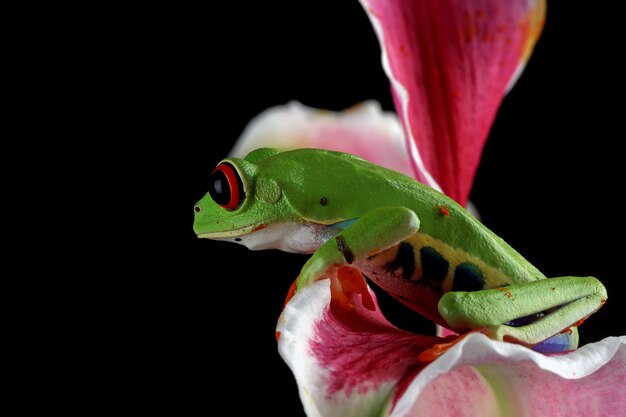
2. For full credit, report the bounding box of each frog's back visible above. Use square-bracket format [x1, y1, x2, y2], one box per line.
[344, 150, 546, 286]
[267, 149, 545, 288]
[312, 151, 547, 325]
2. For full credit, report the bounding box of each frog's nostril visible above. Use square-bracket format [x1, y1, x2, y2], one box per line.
[194, 205, 201, 213]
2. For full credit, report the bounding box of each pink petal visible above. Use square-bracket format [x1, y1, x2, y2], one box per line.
[394, 334, 626, 417]
[277, 268, 441, 417]
[406, 357, 626, 417]
[360, 0, 546, 205]
[229, 101, 415, 177]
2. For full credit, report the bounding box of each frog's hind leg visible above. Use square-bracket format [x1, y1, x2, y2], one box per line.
[438, 276, 607, 350]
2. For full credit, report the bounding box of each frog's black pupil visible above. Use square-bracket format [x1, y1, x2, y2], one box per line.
[209, 169, 231, 205]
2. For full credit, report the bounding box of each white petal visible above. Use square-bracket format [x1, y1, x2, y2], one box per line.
[229, 101, 415, 177]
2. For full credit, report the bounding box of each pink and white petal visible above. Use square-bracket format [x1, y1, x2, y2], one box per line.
[360, 0, 547, 205]
[229, 101, 415, 177]
[392, 334, 626, 417]
[278, 269, 625, 417]
[277, 271, 441, 417]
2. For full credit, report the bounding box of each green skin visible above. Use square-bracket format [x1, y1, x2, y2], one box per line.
[194, 148, 607, 348]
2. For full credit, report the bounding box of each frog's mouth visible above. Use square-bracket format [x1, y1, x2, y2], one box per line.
[196, 222, 266, 239]
[198, 221, 298, 251]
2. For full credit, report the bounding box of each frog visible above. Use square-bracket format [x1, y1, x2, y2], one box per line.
[193, 147, 607, 356]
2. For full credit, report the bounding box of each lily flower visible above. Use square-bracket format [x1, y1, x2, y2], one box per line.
[226, 0, 626, 415]
[278, 278, 625, 417]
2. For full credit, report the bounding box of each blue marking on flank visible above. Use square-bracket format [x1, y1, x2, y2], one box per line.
[452, 262, 485, 292]
[419, 247, 449, 292]
[531, 331, 578, 353]
[506, 312, 578, 354]
[384, 242, 415, 280]
[329, 219, 357, 233]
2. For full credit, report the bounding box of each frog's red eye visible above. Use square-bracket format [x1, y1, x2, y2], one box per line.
[209, 163, 245, 210]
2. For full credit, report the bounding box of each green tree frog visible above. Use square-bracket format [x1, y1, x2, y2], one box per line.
[193, 148, 607, 352]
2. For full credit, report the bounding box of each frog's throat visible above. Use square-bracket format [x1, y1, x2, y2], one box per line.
[198, 221, 338, 253]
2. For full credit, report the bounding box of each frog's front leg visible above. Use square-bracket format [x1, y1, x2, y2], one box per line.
[295, 207, 420, 292]
[438, 276, 607, 347]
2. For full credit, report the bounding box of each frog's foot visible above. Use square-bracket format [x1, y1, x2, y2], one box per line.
[329, 265, 375, 311]
[284, 265, 374, 312]
[418, 328, 489, 362]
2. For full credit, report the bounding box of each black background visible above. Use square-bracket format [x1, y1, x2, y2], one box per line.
[158, 1, 624, 415]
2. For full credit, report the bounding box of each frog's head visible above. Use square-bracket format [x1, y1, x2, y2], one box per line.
[193, 148, 300, 250]
[195, 147, 378, 251]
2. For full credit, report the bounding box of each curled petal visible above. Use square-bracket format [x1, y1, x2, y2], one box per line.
[277, 270, 441, 417]
[229, 101, 415, 177]
[360, 0, 546, 205]
[396, 335, 626, 417]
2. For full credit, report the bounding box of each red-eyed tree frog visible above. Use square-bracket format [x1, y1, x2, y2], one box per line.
[193, 148, 607, 354]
